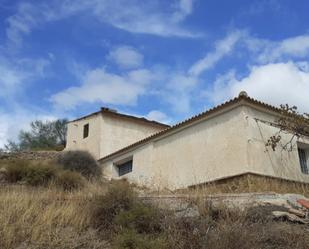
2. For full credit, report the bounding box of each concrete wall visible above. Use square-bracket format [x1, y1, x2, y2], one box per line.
[100, 115, 164, 158]
[101, 105, 250, 189]
[101, 104, 309, 190]
[66, 112, 165, 160]
[65, 114, 102, 159]
[245, 105, 309, 183]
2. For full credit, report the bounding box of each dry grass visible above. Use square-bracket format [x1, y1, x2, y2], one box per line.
[0, 181, 109, 249]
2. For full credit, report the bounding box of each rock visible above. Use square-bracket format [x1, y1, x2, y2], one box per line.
[272, 211, 309, 224]
[288, 208, 306, 218]
[297, 199, 309, 210]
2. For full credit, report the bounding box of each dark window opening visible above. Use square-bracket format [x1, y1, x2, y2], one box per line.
[83, 124, 89, 138]
[298, 148, 308, 174]
[118, 160, 133, 176]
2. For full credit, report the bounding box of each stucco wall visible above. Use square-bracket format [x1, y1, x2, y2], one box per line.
[65, 114, 102, 159]
[66, 112, 165, 160]
[100, 115, 165, 159]
[101, 105, 250, 189]
[244, 105, 309, 183]
[101, 104, 309, 190]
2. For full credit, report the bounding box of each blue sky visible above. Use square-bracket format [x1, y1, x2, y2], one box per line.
[0, 0, 309, 147]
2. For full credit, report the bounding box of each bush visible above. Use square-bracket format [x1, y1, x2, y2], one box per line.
[23, 164, 57, 186]
[113, 229, 168, 249]
[91, 180, 136, 231]
[57, 151, 101, 178]
[5, 160, 28, 183]
[115, 203, 163, 234]
[54, 170, 85, 191]
[5, 160, 56, 186]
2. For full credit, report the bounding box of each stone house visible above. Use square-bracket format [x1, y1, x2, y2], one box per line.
[66, 93, 309, 190]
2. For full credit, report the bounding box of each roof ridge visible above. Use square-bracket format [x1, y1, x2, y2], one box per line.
[99, 94, 304, 162]
[68, 108, 170, 127]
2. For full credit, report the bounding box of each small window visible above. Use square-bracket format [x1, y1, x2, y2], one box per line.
[83, 123, 89, 138]
[298, 148, 308, 174]
[117, 160, 133, 176]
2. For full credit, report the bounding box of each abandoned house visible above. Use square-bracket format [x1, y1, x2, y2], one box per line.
[66, 92, 309, 190]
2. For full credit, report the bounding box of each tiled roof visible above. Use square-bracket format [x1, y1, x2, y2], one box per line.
[99, 93, 298, 162]
[67, 107, 170, 128]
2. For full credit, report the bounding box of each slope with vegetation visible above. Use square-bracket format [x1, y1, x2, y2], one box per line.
[0, 151, 309, 249]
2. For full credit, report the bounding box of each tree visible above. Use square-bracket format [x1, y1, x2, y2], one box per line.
[5, 119, 68, 152]
[266, 104, 309, 151]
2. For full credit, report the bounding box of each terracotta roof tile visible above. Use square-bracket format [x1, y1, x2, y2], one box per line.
[67, 107, 169, 128]
[99, 94, 302, 162]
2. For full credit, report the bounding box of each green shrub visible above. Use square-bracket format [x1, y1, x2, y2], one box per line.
[54, 170, 85, 191]
[57, 151, 101, 178]
[5, 160, 28, 183]
[91, 180, 136, 231]
[113, 229, 168, 249]
[115, 203, 163, 234]
[23, 164, 57, 186]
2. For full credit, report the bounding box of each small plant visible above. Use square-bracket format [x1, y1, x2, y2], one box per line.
[115, 203, 163, 234]
[5, 160, 28, 183]
[23, 163, 57, 186]
[5, 160, 57, 186]
[57, 150, 101, 178]
[91, 180, 136, 231]
[54, 170, 85, 191]
[113, 229, 168, 249]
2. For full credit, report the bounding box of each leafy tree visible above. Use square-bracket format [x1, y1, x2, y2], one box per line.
[266, 104, 309, 151]
[5, 119, 68, 152]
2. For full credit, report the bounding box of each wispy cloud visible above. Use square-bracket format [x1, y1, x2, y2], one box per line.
[5, 0, 199, 49]
[256, 35, 309, 63]
[188, 30, 244, 76]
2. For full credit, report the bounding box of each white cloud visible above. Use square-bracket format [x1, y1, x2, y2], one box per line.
[145, 110, 171, 124]
[207, 62, 309, 112]
[108, 46, 143, 68]
[258, 35, 309, 63]
[0, 57, 50, 98]
[0, 109, 58, 149]
[50, 68, 153, 109]
[189, 30, 244, 76]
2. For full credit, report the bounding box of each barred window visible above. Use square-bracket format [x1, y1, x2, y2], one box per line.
[117, 160, 133, 176]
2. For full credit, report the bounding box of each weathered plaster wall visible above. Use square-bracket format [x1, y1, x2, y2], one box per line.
[66, 112, 165, 160]
[100, 115, 165, 159]
[101, 106, 250, 189]
[65, 114, 102, 159]
[244, 105, 309, 183]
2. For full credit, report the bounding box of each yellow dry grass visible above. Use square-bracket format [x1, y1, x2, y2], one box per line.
[0, 181, 109, 249]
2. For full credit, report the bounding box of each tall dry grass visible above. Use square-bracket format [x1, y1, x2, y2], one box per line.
[0, 182, 109, 249]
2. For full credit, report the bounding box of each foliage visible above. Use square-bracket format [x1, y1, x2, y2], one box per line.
[113, 229, 168, 249]
[115, 203, 163, 234]
[54, 170, 85, 191]
[4, 160, 84, 190]
[5, 160, 57, 186]
[266, 104, 309, 151]
[5, 160, 28, 183]
[57, 150, 101, 178]
[5, 119, 68, 152]
[23, 164, 57, 186]
[91, 180, 136, 231]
